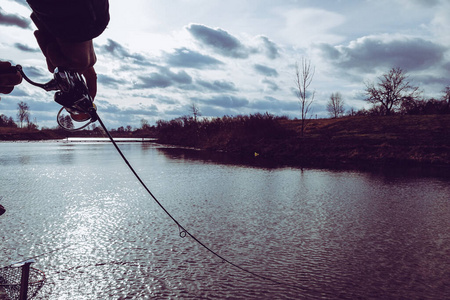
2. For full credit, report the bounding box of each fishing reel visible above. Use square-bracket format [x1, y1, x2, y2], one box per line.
[16, 65, 98, 131]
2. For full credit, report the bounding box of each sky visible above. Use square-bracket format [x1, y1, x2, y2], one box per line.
[1, 0, 450, 129]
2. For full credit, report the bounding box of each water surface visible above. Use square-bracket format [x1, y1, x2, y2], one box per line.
[1, 141, 449, 299]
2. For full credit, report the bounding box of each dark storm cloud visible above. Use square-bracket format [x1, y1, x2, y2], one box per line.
[198, 95, 249, 108]
[0, 8, 31, 29]
[254, 64, 278, 77]
[196, 79, 237, 92]
[186, 24, 250, 59]
[258, 36, 280, 60]
[136, 67, 192, 89]
[99, 39, 151, 65]
[14, 43, 39, 53]
[166, 47, 224, 69]
[318, 37, 446, 73]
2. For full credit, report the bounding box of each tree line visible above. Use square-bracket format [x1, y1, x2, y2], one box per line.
[2, 64, 449, 135]
[0, 101, 38, 129]
[325, 67, 450, 118]
[156, 112, 292, 148]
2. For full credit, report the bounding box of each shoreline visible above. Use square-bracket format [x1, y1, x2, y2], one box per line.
[2, 115, 450, 168]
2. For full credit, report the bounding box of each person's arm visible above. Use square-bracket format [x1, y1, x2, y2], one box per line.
[26, 0, 109, 98]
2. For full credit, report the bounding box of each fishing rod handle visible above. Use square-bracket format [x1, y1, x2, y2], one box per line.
[0, 65, 20, 74]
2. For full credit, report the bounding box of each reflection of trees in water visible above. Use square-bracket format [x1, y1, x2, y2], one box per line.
[156, 147, 280, 169]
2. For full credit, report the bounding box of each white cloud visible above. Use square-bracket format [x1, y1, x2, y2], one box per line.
[429, 2, 450, 46]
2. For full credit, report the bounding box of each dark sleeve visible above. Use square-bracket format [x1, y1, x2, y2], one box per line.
[26, 0, 110, 43]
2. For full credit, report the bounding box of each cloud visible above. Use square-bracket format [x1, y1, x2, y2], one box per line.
[186, 23, 250, 59]
[196, 79, 237, 92]
[97, 74, 128, 88]
[414, 74, 450, 87]
[258, 36, 280, 59]
[14, 43, 39, 53]
[96, 100, 159, 116]
[250, 96, 298, 112]
[254, 64, 278, 77]
[318, 36, 447, 73]
[99, 39, 151, 65]
[165, 47, 224, 69]
[396, 0, 440, 8]
[0, 95, 56, 114]
[0, 8, 31, 29]
[197, 95, 249, 108]
[261, 79, 279, 91]
[20, 66, 47, 80]
[136, 67, 192, 89]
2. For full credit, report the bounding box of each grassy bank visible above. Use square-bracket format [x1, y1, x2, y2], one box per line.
[157, 114, 450, 167]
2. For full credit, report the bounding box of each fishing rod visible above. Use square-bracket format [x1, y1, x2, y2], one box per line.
[9, 65, 312, 294]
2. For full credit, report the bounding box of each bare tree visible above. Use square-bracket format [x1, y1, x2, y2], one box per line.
[190, 103, 201, 122]
[140, 118, 151, 130]
[327, 92, 345, 118]
[58, 114, 73, 130]
[442, 86, 450, 112]
[17, 101, 30, 128]
[365, 67, 420, 115]
[27, 117, 38, 130]
[295, 58, 315, 136]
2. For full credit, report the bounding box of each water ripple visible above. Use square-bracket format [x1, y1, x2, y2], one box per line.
[1, 142, 449, 299]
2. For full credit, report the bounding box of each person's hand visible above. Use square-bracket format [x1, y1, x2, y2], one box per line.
[34, 30, 98, 99]
[0, 61, 22, 99]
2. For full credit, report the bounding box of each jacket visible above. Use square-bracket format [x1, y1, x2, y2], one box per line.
[27, 0, 110, 42]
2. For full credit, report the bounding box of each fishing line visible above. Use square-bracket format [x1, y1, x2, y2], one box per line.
[1, 244, 73, 269]
[95, 114, 311, 293]
[6, 64, 317, 295]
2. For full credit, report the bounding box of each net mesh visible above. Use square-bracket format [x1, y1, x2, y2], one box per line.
[0, 266, 45, 300]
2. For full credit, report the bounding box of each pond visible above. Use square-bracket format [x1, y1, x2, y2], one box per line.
[0, 141, 449, 299]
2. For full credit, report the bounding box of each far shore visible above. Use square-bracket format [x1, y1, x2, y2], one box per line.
[2, 115, 450, 168]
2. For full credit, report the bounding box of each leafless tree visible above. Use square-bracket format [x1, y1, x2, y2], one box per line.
[327, 92, 345, 118]
[365, 67, 421, 115]
[17, 101, 30, 128]
[295, 58, 315, 136]
[58, 114, 74, 130]
[190, 103, 201, 122]
[442, 86, 450, 111]
[140, 118, 151, 130]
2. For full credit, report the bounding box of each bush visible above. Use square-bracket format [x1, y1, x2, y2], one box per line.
[156, 113, 295, 148]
